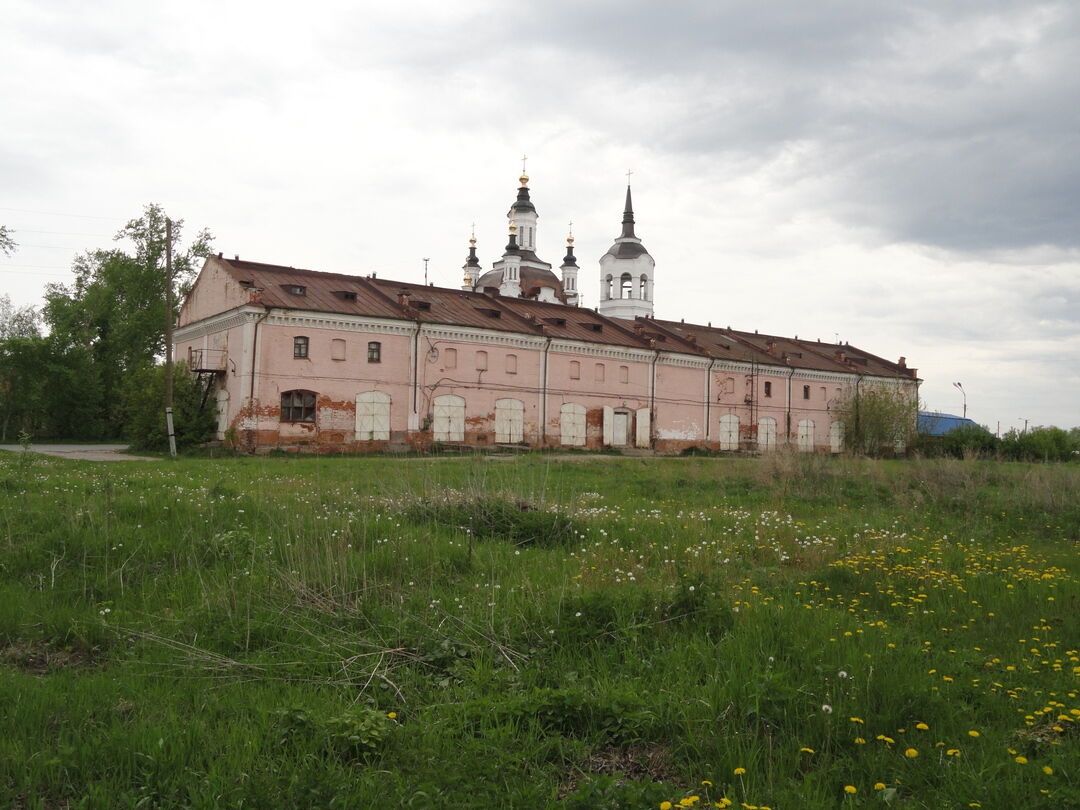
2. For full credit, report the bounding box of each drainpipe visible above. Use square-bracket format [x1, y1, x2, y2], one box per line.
[705, 358, 716, 442]
[854, 373, 864, 452]
[539, 336, 551, 447]
[410, 321, 421, 431]
[249, 308, 271, 402]
[649, 349, 659, 446]
[786, 365, 796, 448]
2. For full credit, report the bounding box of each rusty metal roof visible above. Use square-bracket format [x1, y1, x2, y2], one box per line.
[206, 258, 912, 377]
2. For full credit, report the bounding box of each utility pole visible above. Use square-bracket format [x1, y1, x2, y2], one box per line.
[164, 218, 177, 458]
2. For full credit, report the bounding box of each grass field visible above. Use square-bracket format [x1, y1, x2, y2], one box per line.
[1, 450, 1077, 809]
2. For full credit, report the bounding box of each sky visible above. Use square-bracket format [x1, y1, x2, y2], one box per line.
[2, 0, 1078, 432]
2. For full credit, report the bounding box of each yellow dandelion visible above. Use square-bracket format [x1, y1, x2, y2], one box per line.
[850, 716, 864, 724]
[1015, 756, 1028, 764]
[844, 785, 857, 794]
[967, 730, 980, 737]
[916, 722, 929, 730]
[734, 767, 746, 776]
[874, 782, 886, 790]
[905, 747, 919, 758]
[800, 747, 815, 754]
[701, 780, 712, 787]
[661, 802, 673, 810]
[1042, 765, 1053, 775]
[387, 711, 397, 719]
[947, 749, 961, 756]
[854, 737, 866, 744]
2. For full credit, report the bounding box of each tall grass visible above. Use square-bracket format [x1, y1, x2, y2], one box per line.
[0, 452, 1077, 808]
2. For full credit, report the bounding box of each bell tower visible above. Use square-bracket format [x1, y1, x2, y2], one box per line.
[597, 183, 654, 320]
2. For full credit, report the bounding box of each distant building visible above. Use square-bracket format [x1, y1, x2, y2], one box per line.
[918, 412, 980, 436]
[174, 174, 919, 453]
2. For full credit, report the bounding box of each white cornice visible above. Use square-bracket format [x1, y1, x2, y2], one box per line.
[550, 340, 654, 363]
[421, 323, 547, 349]
[174, 306, 264, 341]
[657, 353, 710, 369]
[264, 311, 417, 336]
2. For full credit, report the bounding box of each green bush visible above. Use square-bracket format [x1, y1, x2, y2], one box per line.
[1000, 426, 1079, 462]
[120, 361, 216, 451]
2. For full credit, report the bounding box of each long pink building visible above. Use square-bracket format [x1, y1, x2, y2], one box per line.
[174, 176, 918, 453]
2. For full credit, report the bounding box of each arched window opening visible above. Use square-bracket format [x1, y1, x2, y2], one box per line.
[620, 272, 633, 299]
[639, 274, 648, 300]
[605, 274, 613, 300]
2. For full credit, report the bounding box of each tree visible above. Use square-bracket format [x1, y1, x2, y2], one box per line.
[0, 225, 15, 257]
[835, 382, 917, 457]
[120, 362, 215, 451]
[0, 294, 41, 340]
[42, 204, 213, 434]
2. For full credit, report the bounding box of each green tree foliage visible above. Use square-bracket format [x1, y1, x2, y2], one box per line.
[42, 204, 213, 436]
[835, 382, 917, 457]
[121, 362, 216, 451]
[999, 426, 1079, 462]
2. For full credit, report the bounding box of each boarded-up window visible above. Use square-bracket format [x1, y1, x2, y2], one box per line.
[476, 350, 488, 371]
[494, 398, 524, 443]
[719, 413, 739, 451]
[619, 365, 629, 384]
[830, 420, 844, 454]
[594, 363, 605, 382]
[433, 395, 465, 442]
[757, 416, 777, 451]
[444, 348, 457, 369]
[331, 339, 346, 361]
[505, 353, 517, 374]
[797, 419, 815, 452]
[356, 391, 391, 441]
[569, 360, 580, 380]
[560, 402, 585, 446]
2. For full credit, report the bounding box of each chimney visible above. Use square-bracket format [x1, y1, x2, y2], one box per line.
[898, 356, 907, 368]
[836, 351, 847, 363]
[398, 291, 410, 308]
[767, 341, 777, 355]
[233, 254, 239, 260]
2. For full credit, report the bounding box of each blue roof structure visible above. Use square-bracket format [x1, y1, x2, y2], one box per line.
[918, 412, 981, 436]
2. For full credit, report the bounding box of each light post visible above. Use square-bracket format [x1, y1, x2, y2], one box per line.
[952, 381, 966, 419]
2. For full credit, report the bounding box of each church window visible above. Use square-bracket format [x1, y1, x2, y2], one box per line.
[331, 339, 346, 361]
[444, 348, 457, 369]
[280, 390, 316, 423]
[476, 350, 488, 371]
[505, 353, 518, 374]
[619, 365, 629, 384]
[594, 363, 605, 382]
[640, 275, 648, 300]
[764, 381, 772, 398]
[293, 336, 309, 358]
[621, 272, 633, 298]
[569, 360, 580, 380]
[367, 341, 382, 363]
[605, 275, 613, 300]
[803, 385, 810, 400]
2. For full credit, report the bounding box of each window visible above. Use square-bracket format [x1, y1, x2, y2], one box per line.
[594, 363, 605, 382]
[763, 380, 772, 398]
[639, 275, 648, 300]
[293, 336, 309, 358]
[331, 339, 346, 361]
[367, 341, 381, 363]
[444, 347, 457, 369]
[476, 350, 488, 371]
[803, 385, 810, 400]
[569, 360, 580, 380]
[619, 365, 629, 384]
[283, 284, 306, 295]
[605, 274, 613, 300]
[621, 272, 633, 298]
[506, 353, 518, 374]
[281, 390, 316, 423]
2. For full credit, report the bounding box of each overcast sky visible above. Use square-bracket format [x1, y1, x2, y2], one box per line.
[2, 0, 1078, 432]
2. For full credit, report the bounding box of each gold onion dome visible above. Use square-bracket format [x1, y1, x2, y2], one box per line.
[519, 173, 529, 187]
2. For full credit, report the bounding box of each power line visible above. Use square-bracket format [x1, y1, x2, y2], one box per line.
[0, 206, 123, 221]
[5, 228, 114, 237]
